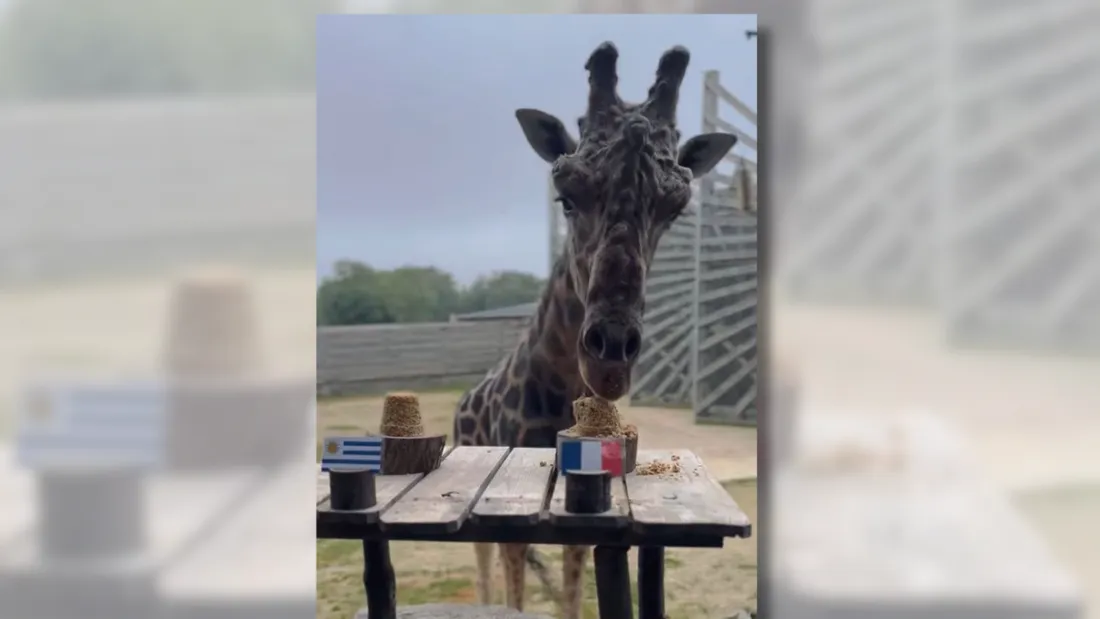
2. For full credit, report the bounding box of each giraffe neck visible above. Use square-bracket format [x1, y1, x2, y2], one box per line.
[523, 256, 586, 393]
[492, 254, 589, 438]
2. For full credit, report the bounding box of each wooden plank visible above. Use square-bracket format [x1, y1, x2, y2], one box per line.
[625, 450, 751, 538]
[471, 447, 556, 527]
[379, 446, 510, 534]
[546, 469, 631, 529]
[317, 445, 456, 526]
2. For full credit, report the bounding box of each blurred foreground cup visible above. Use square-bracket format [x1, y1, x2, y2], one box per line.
[163, 267, 311, 471]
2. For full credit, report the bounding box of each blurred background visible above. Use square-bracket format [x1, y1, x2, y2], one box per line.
[0, 0, 1098, 619]
[0, 1, 319, 618]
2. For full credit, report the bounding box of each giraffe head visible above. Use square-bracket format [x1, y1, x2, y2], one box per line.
[515, 42, 736, 400]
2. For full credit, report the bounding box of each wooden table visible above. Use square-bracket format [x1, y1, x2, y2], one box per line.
[316, 446, 752, 619]
[775, 412, 1081, 619]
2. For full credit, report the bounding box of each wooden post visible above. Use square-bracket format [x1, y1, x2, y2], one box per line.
[637, 546, 665, 619]
[594, 545, 634, 619]
[363, 540, 397, 619]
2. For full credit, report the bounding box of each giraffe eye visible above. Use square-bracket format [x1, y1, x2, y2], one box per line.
[555, 196, 577, 215]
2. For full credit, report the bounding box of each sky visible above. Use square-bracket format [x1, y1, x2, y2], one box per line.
[317, 14, 758, 285]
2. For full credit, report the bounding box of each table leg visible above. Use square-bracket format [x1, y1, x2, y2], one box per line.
[594, 545, 634, 619]
[362, 540, 396, 619]
[637, 546, 665, 619]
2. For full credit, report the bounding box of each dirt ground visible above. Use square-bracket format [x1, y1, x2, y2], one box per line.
[316, 392, 759, 619]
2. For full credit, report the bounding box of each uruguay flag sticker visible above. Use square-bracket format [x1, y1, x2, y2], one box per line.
[321, 436, 383, 472]
[558, 437, 624, 477]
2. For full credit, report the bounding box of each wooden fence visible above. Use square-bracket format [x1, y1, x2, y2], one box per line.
[629, 69, 759, 426]
[316, 321, 527, 396]
[690, 70, 759, 426]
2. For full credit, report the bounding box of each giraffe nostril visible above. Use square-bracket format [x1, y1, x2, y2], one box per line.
[582, 327, 606, 359]
[583, 321, 642, 363]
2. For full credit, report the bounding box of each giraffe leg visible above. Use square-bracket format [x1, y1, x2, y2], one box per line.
[474, 542, 495, 605]
[562, 545, 590, 619]
[500, 543, 529, 610]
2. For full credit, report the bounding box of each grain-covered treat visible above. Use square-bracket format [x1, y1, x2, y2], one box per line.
[380, 391, 424, 437]
[559, 397, 639, 473]
[564, 397, 623, 437]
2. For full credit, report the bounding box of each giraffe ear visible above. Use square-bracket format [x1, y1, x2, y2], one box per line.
[678, 132, 737, 178]
[515, 108, 578, 164]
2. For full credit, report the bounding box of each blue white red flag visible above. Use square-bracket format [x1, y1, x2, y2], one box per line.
[558, 438, 623, 477]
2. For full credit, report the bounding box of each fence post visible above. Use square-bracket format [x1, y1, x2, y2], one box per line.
[691, 71, 721, 418]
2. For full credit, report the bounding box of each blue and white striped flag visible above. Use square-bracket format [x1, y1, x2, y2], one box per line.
[15, 378, 166, 470]
[321, 436, 382, 472]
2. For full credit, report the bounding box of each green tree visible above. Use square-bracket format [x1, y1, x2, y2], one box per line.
[378, 266, 461, 323]
[459, 271, 546, 314]
[317, 261, 393, 326]
[317, 262, 545, 326]
[0, 0, 334, 99]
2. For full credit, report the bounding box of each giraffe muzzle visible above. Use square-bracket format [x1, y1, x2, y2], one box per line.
[578, 317, 641, 401]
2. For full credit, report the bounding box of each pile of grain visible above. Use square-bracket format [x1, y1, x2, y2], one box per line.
[379, 392, 424, 437]
[562, 397, 625, 438]
[636, 454, 682, 477]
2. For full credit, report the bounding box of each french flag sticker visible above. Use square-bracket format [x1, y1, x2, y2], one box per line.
[558, 438, 623, 477]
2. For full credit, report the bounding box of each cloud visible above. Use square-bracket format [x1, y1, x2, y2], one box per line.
[317, 14, 757, 283]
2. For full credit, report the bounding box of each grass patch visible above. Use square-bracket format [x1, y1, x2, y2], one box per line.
[317, 540, 360, 565]
[401, 576, 478, 605]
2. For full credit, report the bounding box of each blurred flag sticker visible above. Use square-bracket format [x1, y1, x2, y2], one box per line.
[321, 436, 382, 472]
[16, 379, 166, 469]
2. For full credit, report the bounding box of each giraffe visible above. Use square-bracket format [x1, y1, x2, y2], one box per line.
[452, 41, 737, 618]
